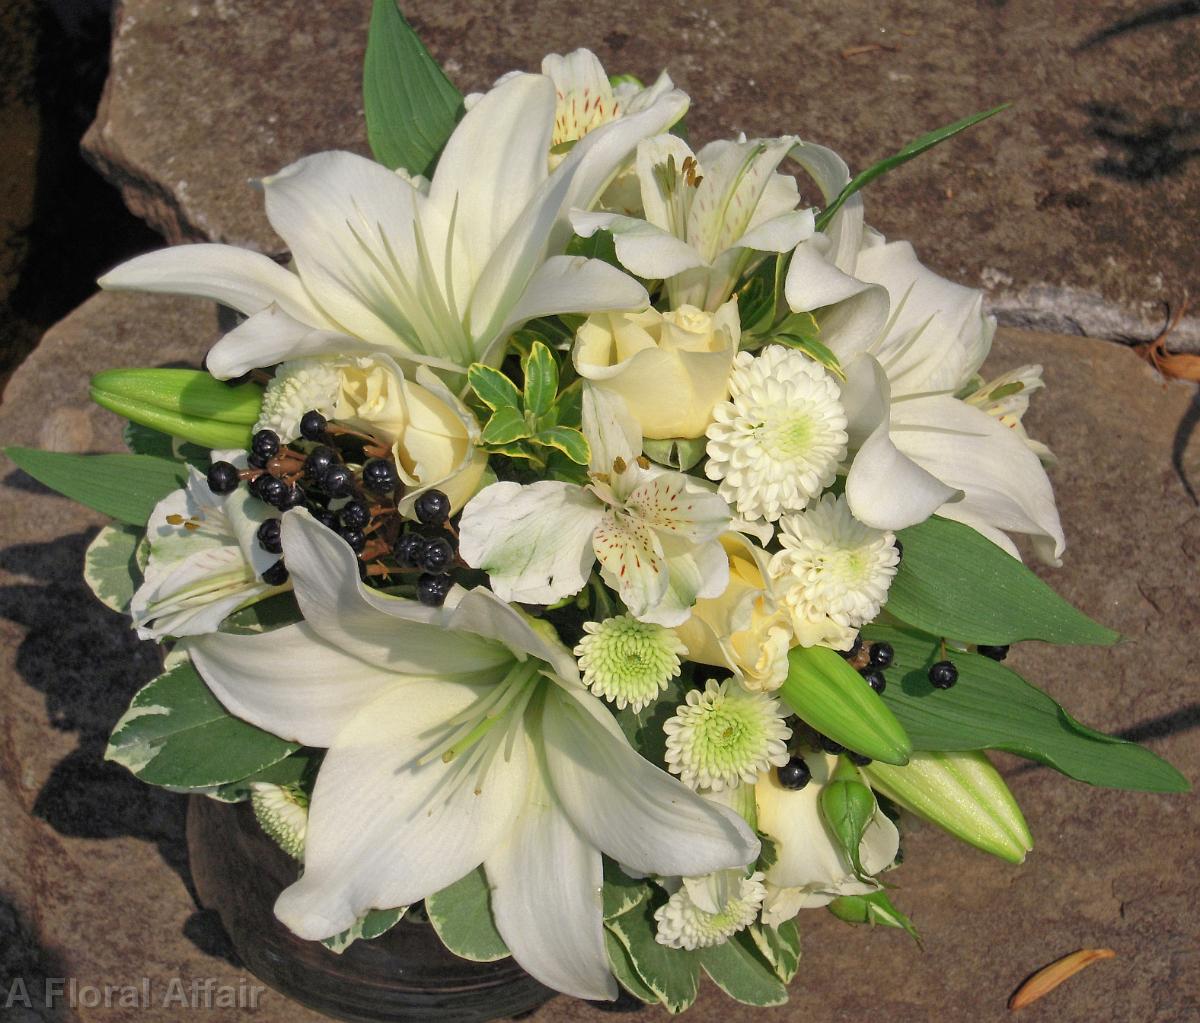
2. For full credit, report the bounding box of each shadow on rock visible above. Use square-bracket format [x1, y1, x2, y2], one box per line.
[0, 529, 191, 892]
[1082, 101, 1200, 183]
[0, 890, 70, 1021]
[1075, 0, 1200, 51]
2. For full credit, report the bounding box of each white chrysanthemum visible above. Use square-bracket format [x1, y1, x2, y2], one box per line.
[704, 346, 848, 522]
[255, 359, 341, 442]
[250, 782, 309, 861]
[574, 615, 687, 712]
[770, 493, 899, 636]
[664, 679, 791, 791]
[654, 870, 767, 950]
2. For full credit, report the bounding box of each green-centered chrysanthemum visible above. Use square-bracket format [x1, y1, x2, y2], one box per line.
[251, 782, 309, 861]
[654, 869, 767, 950]
[574, 614, 687, 712]
[663, 679, 791, 791]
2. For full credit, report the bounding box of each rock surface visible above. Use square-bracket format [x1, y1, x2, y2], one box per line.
[0, 289, 1196, 1021]
[83, 0, 1200, 347]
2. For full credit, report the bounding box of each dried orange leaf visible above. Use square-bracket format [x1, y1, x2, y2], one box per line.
[1135, 294, 1200, 383]
[1008, 948, 1117, 1011]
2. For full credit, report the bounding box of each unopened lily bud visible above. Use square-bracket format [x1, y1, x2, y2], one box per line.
[90, 368, 263, 449]
[780, 645, 911, 766]
[863, 750, 1032, 864]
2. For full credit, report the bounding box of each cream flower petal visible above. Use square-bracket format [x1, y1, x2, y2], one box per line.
[485, 747, 615, 1001]
[274, 677, 529, 939]
[542, 686, 760, 877]
[98, 243, 327, 324]
[592, 512, 671, 618]
[205, 306, 378, 381]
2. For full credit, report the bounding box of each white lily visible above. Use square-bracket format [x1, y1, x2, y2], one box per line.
[755, 751, 898, 925]
[782, 150, 1064, 562]
[183, 510, 758, 1000]
[100, 71, 690, 378]
[572, 134, 814, 310]
[459, 386, 732, 626]
[131, 458, 286, 640]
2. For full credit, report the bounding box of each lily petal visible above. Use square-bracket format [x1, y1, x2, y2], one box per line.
[274, 678, 529, 939]
[485, 743, 615, 1001]
[570, 211, 707, 280]
[785, 236, 888, 364]
[542, 686, 760, 877]
[205, 305, 376, 380]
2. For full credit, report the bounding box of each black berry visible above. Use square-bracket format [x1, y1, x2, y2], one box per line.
[977, 644, 1010, 661]
[251, 429, 280, 459]
[261, 560, 289, 586]
[323, 464, 355, 498]
[861, 667, 887, 693]
[414, 489, 450, 525]
[339, 527, 366, 554]
[362, 459, 398, 494]
[304, 445, 338, 481]
[419, 536, 455, 574]
[253, 474, 289, 508]
[868, 642, 894, 669]
[256, 518, 282, 554]
[206, 461, 240, 495]
[340, 500, 371, 530]
[849, 752, 873, 767]
[314, 509, 340, 531]
[818, 734, 846, 755]
[929, 660, 959, 689]
[299, 410, 328, 441]
[247, 451, 269, 470]
[777, 756, 812, 790]
[840, 633, 863, 660]
[394, 533, 424, 568]
[417, 572, 453, 606]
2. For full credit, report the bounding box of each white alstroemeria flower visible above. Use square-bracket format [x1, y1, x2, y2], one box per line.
[131, 458, 286, 640]
[755, 751, 898, 925]
[100, 71, 690, 377]
[572, 134, 814, 310]
[459, 387, 732, 626]
[782, 149, 1064, 563]
[184, 510, 757, 1001]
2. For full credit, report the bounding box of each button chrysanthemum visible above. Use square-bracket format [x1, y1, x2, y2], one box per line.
[250, 782, 309, 861]
[654, 871, 767, 950]
[704, 346, 848, 522]
[255, 359, 341, 442]
[770, 493, 899, 635]
[663, 679, 791, 791]
[574, 615, 687, 712]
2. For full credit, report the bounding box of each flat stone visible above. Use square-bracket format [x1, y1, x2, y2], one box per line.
[84, 0, 1200, 347]
[1, 297, 1196, 1020]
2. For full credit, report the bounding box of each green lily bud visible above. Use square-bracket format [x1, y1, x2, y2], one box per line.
[863, 750, 1032, 864]
[819, 758, 878, 880]
[827, 890, 921, 943]
[90, 369, 263, 450]
[779, 646, 911, 766]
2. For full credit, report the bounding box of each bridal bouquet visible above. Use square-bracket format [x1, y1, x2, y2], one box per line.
[9, 1, 1186, 1012]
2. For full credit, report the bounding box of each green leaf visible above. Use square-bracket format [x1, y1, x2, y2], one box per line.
[211, 750, 318, 802]
[467, 363, 522, 412]
[828, 890, 921, 943]
[123, 422, 175, 459]
[426, 866, 510, 962]
[218, 592, 303, 635]
[815, 104, 1010, 232]
[481, 406, 532, 445]
[780, 646, 911, 765]
[566, 229, 621, 270]
[604, 930, 657, 1004]
[6, 447, 188, 526]
[746, 921, 801, 984]
[105, 661, 299, 788]
[698, 932, 788, 1007]
[533, 426, 589, 465]
[83, 523, 143, 613]
[603, 859, 649, 920]
[642, 436, 707, 471]
[819, 760, 877, 878]
[363, 0, 463, 176]
[522, 341, 559, 418]
[553, 379, 583, 428]
[888, 516, 1119, 645]
[322, 907, 407, 954]
[606, 899, 699, 1014]
[863, 623, 1190, 792]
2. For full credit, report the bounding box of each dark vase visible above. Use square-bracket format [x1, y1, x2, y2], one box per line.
[186, 795, 556, 1023]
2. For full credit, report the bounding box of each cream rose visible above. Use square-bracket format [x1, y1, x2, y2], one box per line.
[572, 299, 739, 440]
[257, 354, 487, 514]
[673, 533, 793, 693]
